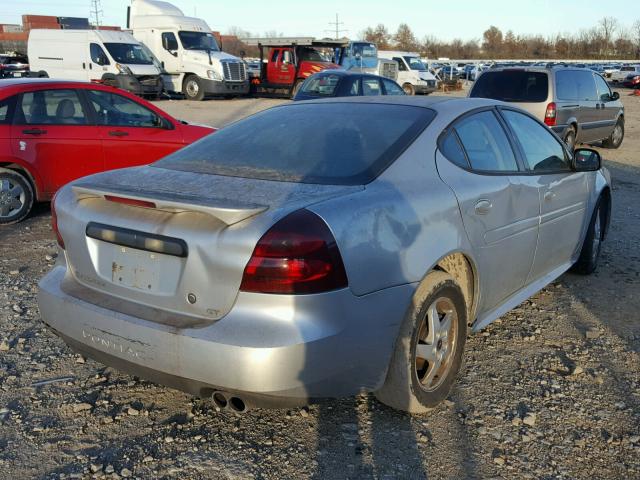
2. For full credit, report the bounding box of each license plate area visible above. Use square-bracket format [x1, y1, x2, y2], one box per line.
[112, 246, 160, 291]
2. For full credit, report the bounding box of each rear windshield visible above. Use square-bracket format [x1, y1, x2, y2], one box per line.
[155, 103, 435, 185]
[470, 70, 549, 102]
[300, 74, 341, 96]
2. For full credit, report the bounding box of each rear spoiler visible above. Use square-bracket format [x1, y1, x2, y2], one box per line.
[71, 184, 267, 225]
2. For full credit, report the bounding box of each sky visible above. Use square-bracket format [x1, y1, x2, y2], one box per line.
[1, 0, 637, 42]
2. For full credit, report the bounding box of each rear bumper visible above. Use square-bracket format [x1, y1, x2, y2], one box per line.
[201, 78, 250, 95]
[114, 74, 163, 96]
[38, 266, 414, 407]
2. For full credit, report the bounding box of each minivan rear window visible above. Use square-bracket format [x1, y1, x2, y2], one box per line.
[155, 103, 435, 185]
[470, 70, 549, 102]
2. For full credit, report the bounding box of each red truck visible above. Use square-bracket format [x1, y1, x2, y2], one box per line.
[245, 37, 347, 97]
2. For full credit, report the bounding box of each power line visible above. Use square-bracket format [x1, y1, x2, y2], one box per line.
[90, 0, 102, 27]
[325, 13, 348, 39]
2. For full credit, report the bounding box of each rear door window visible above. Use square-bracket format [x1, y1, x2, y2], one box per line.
[17, 89, 88, 125]
[555, 70, 578, 100]
[382, 79, 404, 95]
[362, 77, 382, 96]
[155, 103, 436, 185]
[0, 96, 15, 124]
[576, 70, 598, 101]
[300, 74, 341, 96]
[470, 70, 549, 102]
[453, 110, 519, 172]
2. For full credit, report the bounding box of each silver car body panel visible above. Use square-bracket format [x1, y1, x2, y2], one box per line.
[38, 96, 611, 405]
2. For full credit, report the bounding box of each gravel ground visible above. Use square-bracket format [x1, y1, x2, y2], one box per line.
[0, 86, 639, 479]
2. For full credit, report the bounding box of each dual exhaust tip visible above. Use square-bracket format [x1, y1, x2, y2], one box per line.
[212, 391, 248, 414]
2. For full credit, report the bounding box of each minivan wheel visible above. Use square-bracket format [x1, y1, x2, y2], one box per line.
[402, 83, 415, 95]
[602, 118, 624, 149]
[375, 271, 467, 413]
[572, 197, 606, 275]
[0, 170, 34, 225]
[183, 75, 205, 101]
[563, 127, 577, 150]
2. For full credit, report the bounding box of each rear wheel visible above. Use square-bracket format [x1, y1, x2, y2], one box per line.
[402, 83, 415, 95]
[375, 272, 467, 413]
[563, 126, 577, 151]
[0, 170, 34, 225]
[602, 118, 624, 149]
[183, 75, 205, 101]
[573, 197, 606, 275]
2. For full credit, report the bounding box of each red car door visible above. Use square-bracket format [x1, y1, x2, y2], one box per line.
[10, 88, 103, 195]
[84, 89, 185, 170]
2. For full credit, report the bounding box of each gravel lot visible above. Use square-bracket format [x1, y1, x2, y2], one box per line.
[1, 87, 639, 479]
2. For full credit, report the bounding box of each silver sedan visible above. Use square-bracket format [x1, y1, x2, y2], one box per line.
[38, 97, 611, 413]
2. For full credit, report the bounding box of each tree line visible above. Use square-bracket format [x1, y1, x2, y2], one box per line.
[362, 18, 640, 60]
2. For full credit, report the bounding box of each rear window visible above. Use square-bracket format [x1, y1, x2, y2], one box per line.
[470, 70, 549, 102]
[155, 103, 435, 185]
[301, 74, 341, 96]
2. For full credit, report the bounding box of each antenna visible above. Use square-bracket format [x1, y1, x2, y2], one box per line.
[90, 0, 103, 27]
[325, 13, 347, 39]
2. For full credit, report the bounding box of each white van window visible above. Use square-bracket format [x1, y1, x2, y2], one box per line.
[90, 43, 110, 65]
[404, 57, 427, 71]
[103, 43, 153, 65]
[17, 90, 87, 125]
[392, 57, 407, 72]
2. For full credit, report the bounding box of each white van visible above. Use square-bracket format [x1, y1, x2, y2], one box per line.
[28, 29, 163, 97]
[378, 51, 438, 95]
[128, 0, 249, 100]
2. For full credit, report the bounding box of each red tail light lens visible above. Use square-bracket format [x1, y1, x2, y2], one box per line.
[51, 192, 65, 249]
[544, 102, 557, 126]
[240, 210, 348, 294]
[104, 195, 156, 209]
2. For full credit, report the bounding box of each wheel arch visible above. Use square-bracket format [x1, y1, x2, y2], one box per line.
[599, 186, 612, 239]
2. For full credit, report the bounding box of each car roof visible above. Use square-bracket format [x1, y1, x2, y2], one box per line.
[309, 70, 382, 78]
[0, 78, 122, 97]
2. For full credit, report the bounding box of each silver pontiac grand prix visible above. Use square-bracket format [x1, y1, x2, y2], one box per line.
[38, 97, 611, 413]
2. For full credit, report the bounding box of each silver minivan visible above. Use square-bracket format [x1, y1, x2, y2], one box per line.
[470, 67, 625, 149]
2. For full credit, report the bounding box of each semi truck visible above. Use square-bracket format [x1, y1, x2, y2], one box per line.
[338, 41, 398, 80]
[245, 37, 347, 98]
[128, 0, 249, 100]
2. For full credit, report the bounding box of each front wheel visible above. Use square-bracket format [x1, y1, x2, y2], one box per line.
[563, 126, 577, 151]
[375, 272, 467, 413]
[602, 118, 624, 149]
[402, 83, 415, 95]
[183, 75, 205, 101]
[572, 198, 607, 275]
[0, 170, 34, 225]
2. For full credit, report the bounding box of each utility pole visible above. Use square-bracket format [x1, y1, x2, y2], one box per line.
[326, 13, 347, 39]
[90, 0, 103, 27]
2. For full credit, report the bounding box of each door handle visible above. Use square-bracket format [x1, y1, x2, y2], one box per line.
[108, 130, 129, 137]
[474, 200, 492, 215]
[22, 128, 47, 135]
[544, 191, 556, 202]
[82, 62, 86, 69]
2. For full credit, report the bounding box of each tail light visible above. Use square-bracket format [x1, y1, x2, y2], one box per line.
[51, 192, 65, 250]
[240, 210, 348, 294]
[104, 195, 156, 209]
[544, 102, 557, 126]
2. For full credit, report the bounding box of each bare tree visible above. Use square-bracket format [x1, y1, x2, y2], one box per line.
[633, 19, 640, 58]
[598, 16, 619, 55]
[362, 24, 391, 49]
[482, 26, 503, 57]
[394, 23, 418, 51]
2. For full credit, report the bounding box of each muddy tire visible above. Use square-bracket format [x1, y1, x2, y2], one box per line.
[375, 271, 467, 413]
[0, 170, 34, 225]
[402, 83, 415, 95]
[572, 197, 606, 275]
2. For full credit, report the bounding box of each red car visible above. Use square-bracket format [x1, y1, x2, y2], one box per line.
[0, 79, 214, 224]
[623, 74, 640, 89]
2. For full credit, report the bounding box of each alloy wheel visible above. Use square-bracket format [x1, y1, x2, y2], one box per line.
[415, 297, 458, 392]
[0, 177, 25, 218]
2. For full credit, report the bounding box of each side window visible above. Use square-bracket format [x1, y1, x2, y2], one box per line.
[502, 110, 570, 172]
[454, 111, 519, 172]
[0, 96, 15, 125]
[393, 57, 407, 72]
[362, 78, 382, 96]
[555, 70, 577, 100]
[594, 74, 612, 101]
[576, 70, 598, 101]
[271, 49, 279, 63]
[282, 50, 292, 64]
[87, 90, 162, 128]
[90, 43, 110, 65]
[440, 130, 469, 169]
[161, 32, 178, 51]
[17, 89, 87, 125]
[382, 79, 404, 95]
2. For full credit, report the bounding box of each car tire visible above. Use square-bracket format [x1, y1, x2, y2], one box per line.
[563, 126, 577, 151]
[375, 271, 467, 413]
[602, 118, 624, 149]
[291, 80, 304, 98]
[572, 197, 607, 275]
[402, 83, 415, 95]
[0, 169, 34, 225]
[183, 75, 205, 101]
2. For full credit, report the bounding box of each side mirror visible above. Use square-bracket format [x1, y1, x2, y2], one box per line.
[572, 148, 601, 171]
[611, 91, 620, 101]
